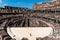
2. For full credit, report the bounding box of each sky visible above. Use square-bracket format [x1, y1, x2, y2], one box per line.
[0, 0, 54, 9]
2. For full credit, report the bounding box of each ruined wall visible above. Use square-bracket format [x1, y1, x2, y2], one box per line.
[33, 0, 60, 10]
[0, 6, 28, 13]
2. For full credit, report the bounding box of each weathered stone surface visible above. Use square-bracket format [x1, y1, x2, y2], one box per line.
[33, 0, 60, 10]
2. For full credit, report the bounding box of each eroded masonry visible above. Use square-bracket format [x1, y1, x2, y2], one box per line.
[0, 0, 60, 40]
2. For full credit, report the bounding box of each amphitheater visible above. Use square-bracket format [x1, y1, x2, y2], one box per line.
[0, 0, 60, 40]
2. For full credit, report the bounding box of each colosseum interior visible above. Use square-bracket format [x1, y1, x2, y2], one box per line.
[0, 0, 60, 40]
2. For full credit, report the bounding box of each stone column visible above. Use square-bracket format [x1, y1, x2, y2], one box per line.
[0, 35, 2, 40]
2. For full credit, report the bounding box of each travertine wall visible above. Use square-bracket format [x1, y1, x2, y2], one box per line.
[0, 6, 28, 13]
[33, 0, 60, 10]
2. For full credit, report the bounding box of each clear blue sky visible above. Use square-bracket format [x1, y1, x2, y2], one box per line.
[0, 0, 52, 9]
